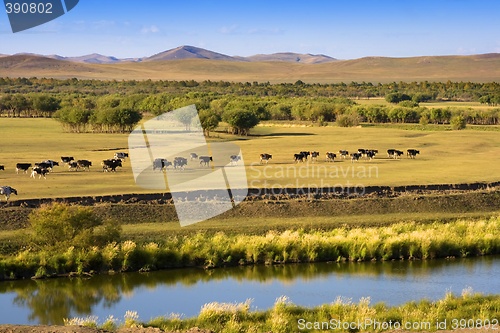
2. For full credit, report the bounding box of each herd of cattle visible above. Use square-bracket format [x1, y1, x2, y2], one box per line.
[0, 148, 420, 201]
[0, 152, 130, 200]
[260, 148, 420, 164]
[9, 152, 130, 180]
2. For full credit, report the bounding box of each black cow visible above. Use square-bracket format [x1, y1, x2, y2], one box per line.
[294, 153, 306, 163]
[37, 160, 59, 170]
[31, 167, 49, 179]
[310, 151, 320, 162]
[366, 151, 377, 160]
[351, 152, 362, 163]
[358, 148, 367, 156]
[0, 165, 4, 171]
[393, 150, 404, 159]
[299, 151, 311, 160]
[77, 160, 92, 171]
[102, 159, 122, 172]
[68, 161, 78, 171]
[325, 152, 336, 162]
[61, 156, 74, 164]
[230, 155, 242, 165]
[199, 156, 213, 167]
[16, 163, 32, 174]
[114, 152, 129, 160]
[190, 153, 199, 161]
[338, 150, 349, 159]
[387, 149, 396, 158]
[153, 158, 171, 171]
[174, 157, 188, 170]
[260, 153, 272, 164]
[407, 149, 420, 159]
[0, 186, 17, 201]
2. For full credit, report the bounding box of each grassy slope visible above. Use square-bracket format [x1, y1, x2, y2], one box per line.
[1, 54, 500, 83]
[1, 118, 500, 200]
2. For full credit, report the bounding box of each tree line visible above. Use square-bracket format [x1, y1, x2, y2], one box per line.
[0, 79, 499, 134]
[1, 76, 499, 101]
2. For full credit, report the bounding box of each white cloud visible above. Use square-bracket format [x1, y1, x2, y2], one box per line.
[248, 28, 283, 35]
[218, 24, 238, 34]
[141, 25, 160, 34]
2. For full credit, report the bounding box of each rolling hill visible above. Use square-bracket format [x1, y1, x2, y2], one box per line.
[144, 45, 239, 62]
[0, 51, 499, 83]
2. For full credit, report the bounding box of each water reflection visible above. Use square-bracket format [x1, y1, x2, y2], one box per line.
[0, 256, 498, 325]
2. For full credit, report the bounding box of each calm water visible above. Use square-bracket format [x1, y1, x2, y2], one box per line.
[0, 256, 498, 325]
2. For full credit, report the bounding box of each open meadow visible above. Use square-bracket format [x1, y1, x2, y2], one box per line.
[0, 117, 499, 201]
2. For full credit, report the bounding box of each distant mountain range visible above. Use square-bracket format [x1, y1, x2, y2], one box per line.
[5, 45, 337, 64]
[1, 48, 499, 83]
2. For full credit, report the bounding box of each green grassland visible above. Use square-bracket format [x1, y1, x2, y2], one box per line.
[0, 118, 500, 200]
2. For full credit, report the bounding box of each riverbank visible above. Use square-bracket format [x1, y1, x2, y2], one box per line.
[1, 217, 498, 280]
[2, 292, 497, 333]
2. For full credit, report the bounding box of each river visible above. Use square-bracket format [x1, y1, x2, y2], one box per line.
[0, 256, 498, 325]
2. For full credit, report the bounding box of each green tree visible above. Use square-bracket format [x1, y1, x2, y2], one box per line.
[175, 106, 198, 131]
[198, 109, 221, 137]
[385, 93, 411, 104]
[32, 94, 60, 117]
[222, 109, 260, 135]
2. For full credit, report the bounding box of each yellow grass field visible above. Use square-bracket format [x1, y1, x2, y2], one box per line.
[0, 118, 499, 201]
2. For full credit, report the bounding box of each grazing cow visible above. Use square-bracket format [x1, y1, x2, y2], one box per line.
[325, 152, 336, 162]
[351, 152, 362, 163]
[114, 152, 129, 160]
[61, 156, 74, 164]
[338, 150, 349, 159]
[260, 153, 272, 164]
[36, 160, 59, 170]
[366, 151, 377, 160]
[153, 158, 171, 171]
[294, 153, 306, 163]
[407, 149, 420, 159]
[174, 157, 188, 170]
[199, 156, 213, 167]
[102, 159, 122, 172]
[299, 151, 311, 160]
[310, 151, 320, 162]
[0, 165, 4, 171]
[68, 161, 78, 171]
[0, 186, 17, 201]
[16, 163, 32, 174]
[230, 155, 242, 165]
[31, 167, 49, 179]
[190, 153, 199, 161]
[77, 160, 92, 171]
[393, 150, 404, 159]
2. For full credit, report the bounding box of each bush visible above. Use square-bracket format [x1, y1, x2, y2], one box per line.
[451, 115, 467, 130]
[27, 203, 116, 250]
[336, 112, 360, 127]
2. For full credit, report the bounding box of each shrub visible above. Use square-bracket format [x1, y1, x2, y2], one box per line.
[336, 112, 360, 127]
[450, 114, 467, 130]
[27, 203, 112, 250]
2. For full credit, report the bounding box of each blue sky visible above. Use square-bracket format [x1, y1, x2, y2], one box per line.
[1, 0, 499, 59]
